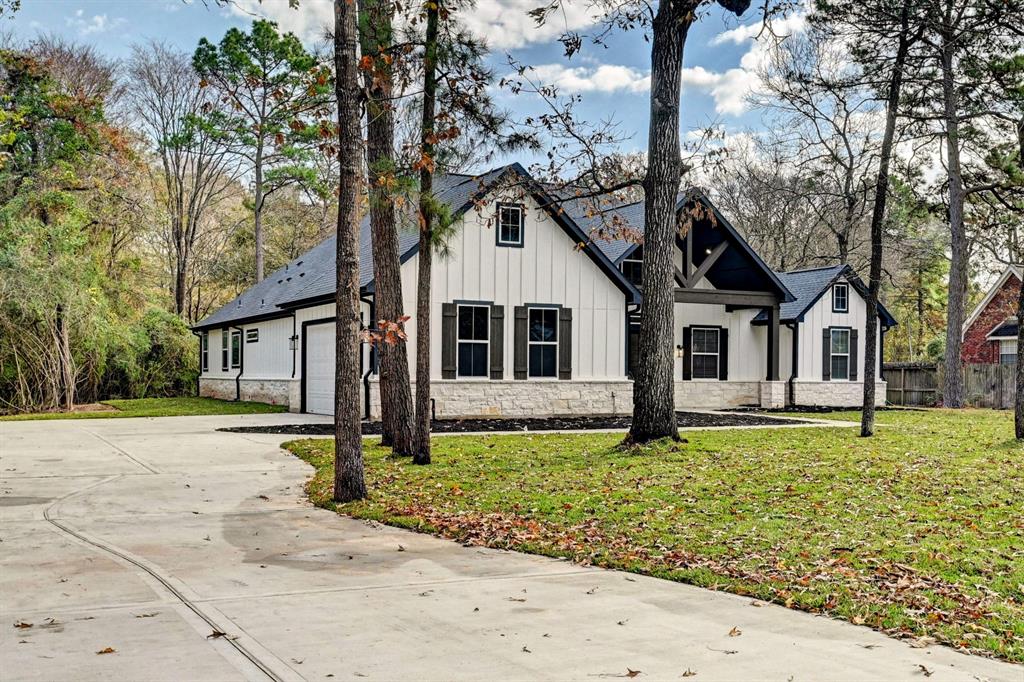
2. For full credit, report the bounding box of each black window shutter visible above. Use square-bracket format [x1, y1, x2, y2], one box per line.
[513, 306, 528, 380]
[489, 305, 504, 380]
[850, 329, 859, 381]
[682, 327, 692, 381]
[558, 307, 573, 380]
[822, 327, 831, 381]
[718, 327, 729, 381]
[441, 303, 457, 379]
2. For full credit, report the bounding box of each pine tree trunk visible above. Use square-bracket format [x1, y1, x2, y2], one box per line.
[332, 0, 367, 503]
[626, 1, 691, 444]
[412, 0, 440, 465]
[254, 142, 265, 283]
[862, 1, 914, 437]
[361, 0, 415, 456]
[939, 12, 967, 408]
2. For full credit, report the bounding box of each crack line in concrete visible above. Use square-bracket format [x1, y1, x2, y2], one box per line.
[76, 426, 161, 474]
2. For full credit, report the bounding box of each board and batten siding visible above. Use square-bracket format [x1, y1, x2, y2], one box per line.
[398, 192, 628, 381]
[796, 276, 883, 381]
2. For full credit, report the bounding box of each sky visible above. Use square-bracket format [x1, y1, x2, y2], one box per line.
[6, 0, 804, 171]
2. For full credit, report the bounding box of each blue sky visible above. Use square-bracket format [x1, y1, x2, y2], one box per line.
[8, 0, 802, 168]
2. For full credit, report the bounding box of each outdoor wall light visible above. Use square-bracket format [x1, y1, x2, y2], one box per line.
[289, 334, 299, 351]
[675, 345, 685, 359]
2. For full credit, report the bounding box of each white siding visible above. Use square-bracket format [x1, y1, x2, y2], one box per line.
[398, 192, 628, 380]
[796, 276, 883, 381]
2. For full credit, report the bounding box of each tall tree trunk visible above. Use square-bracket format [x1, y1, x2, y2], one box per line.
[361, 0, 415, 456]
[861, 1, 914, 437]
[412, 0, 440, 465]
[254, 143, 265, 283]
[626, 1, 691, 444]
[333, 0, 367, 502]
[1015, 273, 1024, 439]
[55, 303, 73, 412]
[939, 10, 967, 408]
[174, 258, 187, 316]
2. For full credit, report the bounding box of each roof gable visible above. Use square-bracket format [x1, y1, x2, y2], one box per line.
[963, 265, 1022, 336]
[753, 264, 897, 328]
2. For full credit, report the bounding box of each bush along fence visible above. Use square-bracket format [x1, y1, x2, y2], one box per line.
[884, 362, 1016, 408]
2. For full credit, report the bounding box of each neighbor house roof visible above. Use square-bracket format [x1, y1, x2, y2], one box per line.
[962, 264, 1022, 336]
[193, 164, 641, 331]
[752, 264, 897, 328]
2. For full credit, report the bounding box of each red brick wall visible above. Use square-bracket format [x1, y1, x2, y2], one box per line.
[962, 273, 1020, 364]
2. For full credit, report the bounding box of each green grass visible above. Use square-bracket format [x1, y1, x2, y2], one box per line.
[286, 408, 1024, 662]
[0, 397, 286, 421]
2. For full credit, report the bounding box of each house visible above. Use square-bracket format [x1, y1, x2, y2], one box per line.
[192, 163, 895, 416]
[962, 265, 1021, 365]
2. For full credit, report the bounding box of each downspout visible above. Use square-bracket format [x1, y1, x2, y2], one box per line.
[230, 325, 244, 401]
[787, 322, 799, 407]
[190, 330, 203, 397]
[290, 312, 297, 378]
[359, 294, 376, 420]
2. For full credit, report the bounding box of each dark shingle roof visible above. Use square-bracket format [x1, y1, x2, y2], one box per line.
[989, 320, 1018, 338]
[753, 264, 897, 327]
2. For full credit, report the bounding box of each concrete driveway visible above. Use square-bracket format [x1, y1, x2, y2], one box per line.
[1, 415, 1020, 682]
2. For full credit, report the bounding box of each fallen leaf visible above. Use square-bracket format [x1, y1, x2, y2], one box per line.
[13, 621, 32, 629]
[257, 494, 269, 500]
[96, 647, 115, 655]
[727, 627, 742, 637]
[397, 545, 405, 552]
[522, 646, 531, 653]
[625, 669, 642, 678]
[134, 613, 159, 619]
[207, 630, 227, 639]
[681, 670, 697, 678]
[586, 586, 599, 595]
[506, 597, 527, 603]
[916, 664, 933, 677]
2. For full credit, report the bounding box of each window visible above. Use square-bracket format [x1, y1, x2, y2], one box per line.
[621, 247, 643, 287]
[201, 332, 209, 372]
[1000, 339, 1018, 365]
[246, 328, 259, 343]
[457, 305, 489, 377]
[230, 330, 242, 369]
[691, 327, 720, 379]
[830, 328, 851, 380]
[497, 203, 524, 247]
[528, 308, 559, 377]
[832, 283, 849, 313]
[221, 330, 229, 370]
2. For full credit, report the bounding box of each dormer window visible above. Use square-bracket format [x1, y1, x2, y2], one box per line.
[621, 247, 643, 287]
[496, 203, 524, 247]
[832, 282, 849, 313]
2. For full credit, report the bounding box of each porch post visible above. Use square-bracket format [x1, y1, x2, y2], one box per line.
[767, 304, 780, 381]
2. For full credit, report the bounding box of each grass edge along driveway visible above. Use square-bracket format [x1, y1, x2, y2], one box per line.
[0, 396, 287, 421]
[285, 409, 1024, 663]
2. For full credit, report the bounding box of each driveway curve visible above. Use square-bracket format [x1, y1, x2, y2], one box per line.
[1, 414, 1020, 681]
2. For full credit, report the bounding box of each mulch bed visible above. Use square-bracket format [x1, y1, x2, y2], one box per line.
[219, 410, 805, 436]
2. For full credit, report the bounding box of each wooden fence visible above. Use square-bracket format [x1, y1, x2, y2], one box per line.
[883, 362, 1017, 408]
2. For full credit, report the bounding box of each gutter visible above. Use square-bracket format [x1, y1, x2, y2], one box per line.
[190, 330, 203, 397]
[786, 322, 799, 407]
[230, 325, 244, 401]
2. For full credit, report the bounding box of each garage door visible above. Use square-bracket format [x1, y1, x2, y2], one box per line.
[304, 322, 335, 415]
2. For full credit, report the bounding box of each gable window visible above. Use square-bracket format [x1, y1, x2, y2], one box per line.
[1000, 339, 1017, 365]
[201, 332, 209, 372]
[528, 307, 559, 378]
[830, 328, 850, 380]
[246, 328, 259, 343]
[230, 330, 242, 369]
[832, 283, 849, 313]
[457, 304, 489, 377]
[621, 247, 643, 287]
[496, 203, 524, 247]
[691, 327, 720, 379]
[221, 330, 229, 370]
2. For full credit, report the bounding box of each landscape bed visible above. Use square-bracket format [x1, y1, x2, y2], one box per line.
[220, 410, 805, 435]
[285, 408, 1024, 662]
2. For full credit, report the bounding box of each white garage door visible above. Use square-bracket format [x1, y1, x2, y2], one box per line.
[305, 322, 336, 415]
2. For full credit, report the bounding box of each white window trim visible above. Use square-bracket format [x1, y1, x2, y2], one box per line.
[621, 249, 643, 286]
[1000, 339, 1017, 364]
[691, 326, 720, 380]
[528, 306, 559, 379]
[456, 304, 489, 378]
[230, 330, 242, 369]
[496, 204, 524, 247]
[201, 332, 209, 372]
[830, 328, 851, 381]
[221, 330, 229, 370]
[833, 283, 849, 313]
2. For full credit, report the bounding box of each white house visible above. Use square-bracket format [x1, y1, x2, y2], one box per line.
[193, 163, 894, 416]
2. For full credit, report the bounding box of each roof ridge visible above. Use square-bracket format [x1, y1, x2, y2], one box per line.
[780, 264, 846, 275]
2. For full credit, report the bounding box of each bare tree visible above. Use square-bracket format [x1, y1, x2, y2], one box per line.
[127, 41, 241, 319]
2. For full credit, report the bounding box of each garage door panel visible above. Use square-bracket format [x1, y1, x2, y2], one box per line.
[305, 323, 335, 415]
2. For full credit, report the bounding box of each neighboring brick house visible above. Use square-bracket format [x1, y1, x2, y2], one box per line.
[962, 265, 1021, 364]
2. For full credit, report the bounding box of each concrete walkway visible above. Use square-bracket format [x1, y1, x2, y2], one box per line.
[1, 414, 1018, 681]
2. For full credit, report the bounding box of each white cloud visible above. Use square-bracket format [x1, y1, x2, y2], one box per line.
[65, 10, 126, 36]
[680, 65, 761, 116]
[529, 63, 650, 94]
[710, 12, 807, 46]
[227, 0, 334, 43]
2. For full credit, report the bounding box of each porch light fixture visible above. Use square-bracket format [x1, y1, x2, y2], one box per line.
[289, 334, 299, 351]
[675, 345, 685, 359]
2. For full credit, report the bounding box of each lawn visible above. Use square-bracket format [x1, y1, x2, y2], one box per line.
[286, 408, 1024, 662]
[0, 397, 286, 421]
